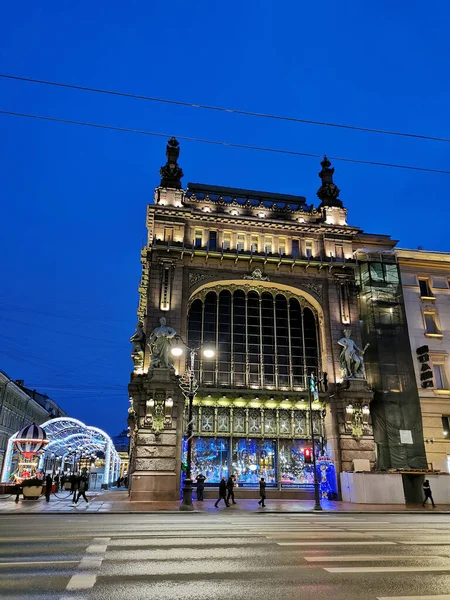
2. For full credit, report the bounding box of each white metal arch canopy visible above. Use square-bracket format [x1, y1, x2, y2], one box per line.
[1, 417, 121, 484]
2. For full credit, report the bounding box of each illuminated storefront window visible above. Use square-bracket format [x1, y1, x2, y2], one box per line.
[279, 439, 320, 486]
[231, 438, 276, 486]
[188, 437, 229, 483]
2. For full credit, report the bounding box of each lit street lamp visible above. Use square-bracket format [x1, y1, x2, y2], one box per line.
[171, 336, 215, 511]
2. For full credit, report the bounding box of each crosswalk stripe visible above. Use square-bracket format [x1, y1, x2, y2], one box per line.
[277, 541, 396, 546]
[377, 596, 450, 600]
[304, 555, 435, 562]
[400, 541, 450, 545]
[325, 566, 450, 573]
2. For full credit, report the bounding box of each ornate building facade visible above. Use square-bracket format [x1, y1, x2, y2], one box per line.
[128, 139, 426, 501]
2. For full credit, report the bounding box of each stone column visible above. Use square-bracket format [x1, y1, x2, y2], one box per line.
[128, 368, 184, 501]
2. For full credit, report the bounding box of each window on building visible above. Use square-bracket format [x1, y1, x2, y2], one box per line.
[187, 289, 320, 390]
[265, 237, 273, 254]
[434, 365, 448, 390]
[208, 230, 217, 251]
[305, 240, 313, 259]
[424, 312, 440, 335]
[419, 278, 434, 298]
[223, 232, 231, 250]
[442, 416, 450, 437]
[335, 245, 344, 261]
[194, 230, 203, 248]
[250, 235, 259, 253]
[164, 227, 173, 242]
[278, 238, 286, 255]
[237, 234, 245, 252]
[292, 239, 299, 258]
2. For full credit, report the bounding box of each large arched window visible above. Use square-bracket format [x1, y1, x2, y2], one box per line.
[187, 286, 320, 390]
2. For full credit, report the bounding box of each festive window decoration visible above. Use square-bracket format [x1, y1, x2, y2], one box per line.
[293, 410, 307, 435]
[231, 438, 276, 485]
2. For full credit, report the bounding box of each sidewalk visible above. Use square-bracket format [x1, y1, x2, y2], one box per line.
[1, 488, 449, 513]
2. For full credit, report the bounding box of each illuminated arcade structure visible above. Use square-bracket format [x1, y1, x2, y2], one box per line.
[1, 417, 121, 487]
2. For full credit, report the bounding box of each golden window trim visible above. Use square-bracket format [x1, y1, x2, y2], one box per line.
[420, 296, 436, 301]
[425, 333, 443, 339]
[433, 389, 450, 396]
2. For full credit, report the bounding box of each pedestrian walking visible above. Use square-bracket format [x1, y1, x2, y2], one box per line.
[71, 474, 79, 505]
[54, 473, 60, 492]
[117, 476, 121, 488]
[226, 474, 237, 505]
[45, 474, 53, 502]
[214, 477, 229, 508]
[422, 479, 436, 508]
[14, 482, 21, 504]
[196, 473, 206, 501]
[73, 474, 89, 507]
[258, 477, 266, 507]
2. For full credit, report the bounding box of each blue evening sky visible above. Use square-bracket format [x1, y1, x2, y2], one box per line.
[1, 2, 449, 436]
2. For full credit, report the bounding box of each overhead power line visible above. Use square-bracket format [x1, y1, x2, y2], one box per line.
[1, 73, 449, 144]
[1, 109, 450, 175]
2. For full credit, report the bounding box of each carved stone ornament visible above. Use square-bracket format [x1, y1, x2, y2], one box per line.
[345, 402, 371, 440]
[243, 269, 270, 281]
[189, 272, 212, 288]
[159, 137, 184, 189]
[302, 282, 323, 299]
[316, 156, 343, 208]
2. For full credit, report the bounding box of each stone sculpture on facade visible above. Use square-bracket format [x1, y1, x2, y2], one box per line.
[148, 317, 177, 369]
[130, 321, 145, 371]
[159, 137, 184, 189]
[338, 329, 369, 380]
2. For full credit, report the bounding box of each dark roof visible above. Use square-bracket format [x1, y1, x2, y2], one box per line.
[186, 183, 306, 206]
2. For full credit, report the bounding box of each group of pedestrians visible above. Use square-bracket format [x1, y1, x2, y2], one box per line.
[195, 473, 267, 508]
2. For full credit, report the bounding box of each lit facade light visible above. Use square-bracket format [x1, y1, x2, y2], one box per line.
[171, 344, 184, 357]
[202, 347, 215, 359]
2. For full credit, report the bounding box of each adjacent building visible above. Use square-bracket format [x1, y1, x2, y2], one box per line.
[397, 249, 450, 472]
[0, 371, 66, 474]
[127, 138, 428, 501]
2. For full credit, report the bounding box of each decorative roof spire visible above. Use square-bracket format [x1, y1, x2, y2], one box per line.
[316, 156, 343, 208]
[159, 137, 184, 189]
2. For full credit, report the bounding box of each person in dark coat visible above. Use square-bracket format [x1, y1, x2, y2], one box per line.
[45, 474, 53, 502]
[214, 477, 229, 508]
[422, 479, 436, 508]
[74, 474, 89, 507]
[71, 474, 79, 504]
[258, 477, 266, 507]
[196, 473, 206, 501]
[226, 474, 237, 505]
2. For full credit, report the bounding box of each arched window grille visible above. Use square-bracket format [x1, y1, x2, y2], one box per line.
[187, 287, 320, 390]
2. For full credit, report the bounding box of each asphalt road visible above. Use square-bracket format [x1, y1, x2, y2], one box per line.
[2, 512, 450, 600]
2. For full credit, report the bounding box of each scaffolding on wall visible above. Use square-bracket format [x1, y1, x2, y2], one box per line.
[357, 251, 427, 470]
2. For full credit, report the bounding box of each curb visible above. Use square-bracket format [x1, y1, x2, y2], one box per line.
[1, 509, 450, 515]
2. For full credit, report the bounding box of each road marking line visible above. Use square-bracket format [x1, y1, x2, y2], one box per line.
[277, 541, 396, 546]
[304, 555, 437, 562]
[65, 574, 97, 590]
[325, 566, 450, 573]
[400, 541, 450, 545]
[377, 596, 450, 600]
[60, 537, 110, 597]
[0, 560, 79, 567]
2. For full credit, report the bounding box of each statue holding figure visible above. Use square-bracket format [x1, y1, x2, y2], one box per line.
[148, 317, 177, 369]
[130, 321, 145, 371]
[337, 329, 369, 380]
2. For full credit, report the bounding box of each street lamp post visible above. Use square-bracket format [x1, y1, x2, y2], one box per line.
[309, 373, 322, 511]
[171, 336, 214, 511]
